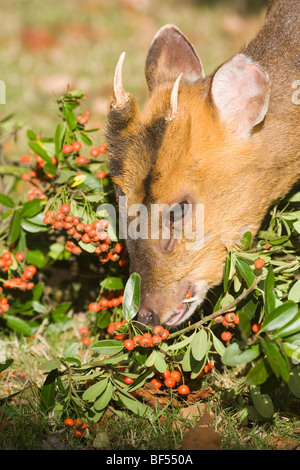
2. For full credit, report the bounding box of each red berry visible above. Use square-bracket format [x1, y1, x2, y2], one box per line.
[81, 233, 91, 243]
[162, 370, 171, 379]
[45, 210, 55, 218]
[124, 377, 134, 384]
[164, 377, 176, 388]
[221, 331, 232, 341]
[43, 216, 52, 225]
[15, 252, 25, 262]
[78, 327, 90, 337]
[170, 370, 181, 382]
[74, 429, 83, 438]
[233, 314, 240, 325]
[100, 298, 109, 308]
[133, 335, 142, 346]
[64, 418, 74, 427]
[20, 154, 30, 163]
[224, 312, 236, 323]
[252, 323, 261, 333]
[151, 378, 162, 389]
[55, 212, 65, 221]
[160, 329, 170, 340]
[178, 385, 190, 395]
[88, 302, 101, 313]
[62, 144, 73, 154]
[123, 339, 134, 351]
[100, 243, 109, 252]
[82, 337, 91, 347]
[97, 171, 106, 179]
[72, 141, 82, 152]
[77, 156, 88, 165]
[21, 173, 30, 182]
[2, 252, 12, 261]
[254, 258, 265, 270]
[60, 204, 71, 214]
[89, 148, 100, 157]
[98, 144, 107, 153]
[151, 335, 162, 346]
[153, 325, 164, 336]
[139, 336, 153, 348]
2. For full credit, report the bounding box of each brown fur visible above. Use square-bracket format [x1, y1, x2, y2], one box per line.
[106, 0, 300, 327]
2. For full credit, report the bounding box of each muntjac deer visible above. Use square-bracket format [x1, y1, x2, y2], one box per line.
[106, 0, 300, 328]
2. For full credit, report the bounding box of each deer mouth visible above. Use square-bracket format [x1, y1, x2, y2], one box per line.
[164, 287, 197, 326]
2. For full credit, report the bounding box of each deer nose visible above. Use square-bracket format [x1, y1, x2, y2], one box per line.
[137, 306, 160, 328]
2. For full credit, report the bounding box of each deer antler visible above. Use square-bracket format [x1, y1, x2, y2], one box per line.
[166, 73, 183, 121]
[113, 52, 130, 108]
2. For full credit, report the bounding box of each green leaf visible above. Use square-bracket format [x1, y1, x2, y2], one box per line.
[117, 389, 150, 417]
[27, 129, 37, 140]
[261, 339, 290, 382]
[21, 199, 44, 218]
[5, 315, 34, 336]
[0, 193, 15, 208]
[246, 357, 272, 385]
[167, 332, 196, 351]
[21, 219, 48, 233]
[82, 377, 109, 401]
[94, 381, 113, 411]
[288, 280, 300, 303]
[264, 266, 276, 316]
[223, 254, 231, 292]
[261, 301, 298, 332]
[63, 107, 77, 131]
[8, 209, 22, 244]
[28, 141, 56, 175]
[235, 257, 256, 288]
[40, 369, 58, 411]
[240, 231, 252, 250]
[123, 273, 141, 322]
[40, 358, 61, 372]
[212, 333, 226, 356]
[62, 342, 79, 359]
[222, 342, 260, 366]
[273, 312, 300, 338]
[288, 365, 300, 398]
[26, 250, 48, 268]
[54, 123, 65, 157]
[238, 311, 251, 341]
[80, 132, 93, 146]
[100, 277, 124, 291]
[250, 385, 274, 419]
[191, 329, 208, 361]
[154, 351, 167, 373]
[0, 359, 14, 373]
[90, 340, 124, 355]
[78, 240, 96, 253]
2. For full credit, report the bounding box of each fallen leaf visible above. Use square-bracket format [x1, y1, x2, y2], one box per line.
[172, 402, 207, 433]
[269, 436, 300, 450]
[181, 412, 222, 450]
[186, 386, 215, 403]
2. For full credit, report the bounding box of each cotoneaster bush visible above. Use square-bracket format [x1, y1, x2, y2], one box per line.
[0, 88, 300, 438]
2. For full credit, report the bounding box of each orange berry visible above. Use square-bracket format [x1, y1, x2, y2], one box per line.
[74, 429, 83, 438]
[123, 339, 134, 351]
[124, 377, 134, 385]
[133, 335, 142, 346]
[153, 325, 164, 336]
[224, 312, 236, 323]
[252, 323, 262, 333]
[162, 369, 171, 379]
[62, 144, 73, 154]
[64, 418, 74, 427]
[97, 171, 106, 179]
[78, 327, 90, 337]
[60, 204, 71, 214]
[170, 370, 181, 382]
[139, 336, 153, 348]
[77, 156, 88, 165]
[151, 378, 162, 389]
[164, 377, 176, 388]
[88, 302, 101, 313]
[160, 329, 170, 340]
[72, 141, 82, 152]
[221, 331, 232, 341]
[151, 335, 162, 346]
[82, 337, 91, 347]
[178, 385, 190, 395]
[254, 258, 265, 270]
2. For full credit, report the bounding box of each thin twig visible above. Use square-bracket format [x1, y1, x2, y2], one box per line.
[168, 259, 299, 340]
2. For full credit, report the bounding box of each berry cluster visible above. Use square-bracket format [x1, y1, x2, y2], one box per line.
[62, 140, 107, 172]
[0, 251, 36, 291]
[43, 204, 127, 264]
[78, 326, 92, 347]
[122, 325, 170, 351]
[0, 297, 9, 313]
[214, 311, 239, 342]
[64, 417, 88, 438]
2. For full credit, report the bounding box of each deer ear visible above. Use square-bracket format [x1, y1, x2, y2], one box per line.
[145, 24, 205, 93]
[211, 54, 270, 138]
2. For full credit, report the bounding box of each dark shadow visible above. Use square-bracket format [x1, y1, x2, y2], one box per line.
[190, 0, 267, 16]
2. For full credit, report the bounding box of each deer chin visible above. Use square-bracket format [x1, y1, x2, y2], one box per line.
[164, 280, 208, 327]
